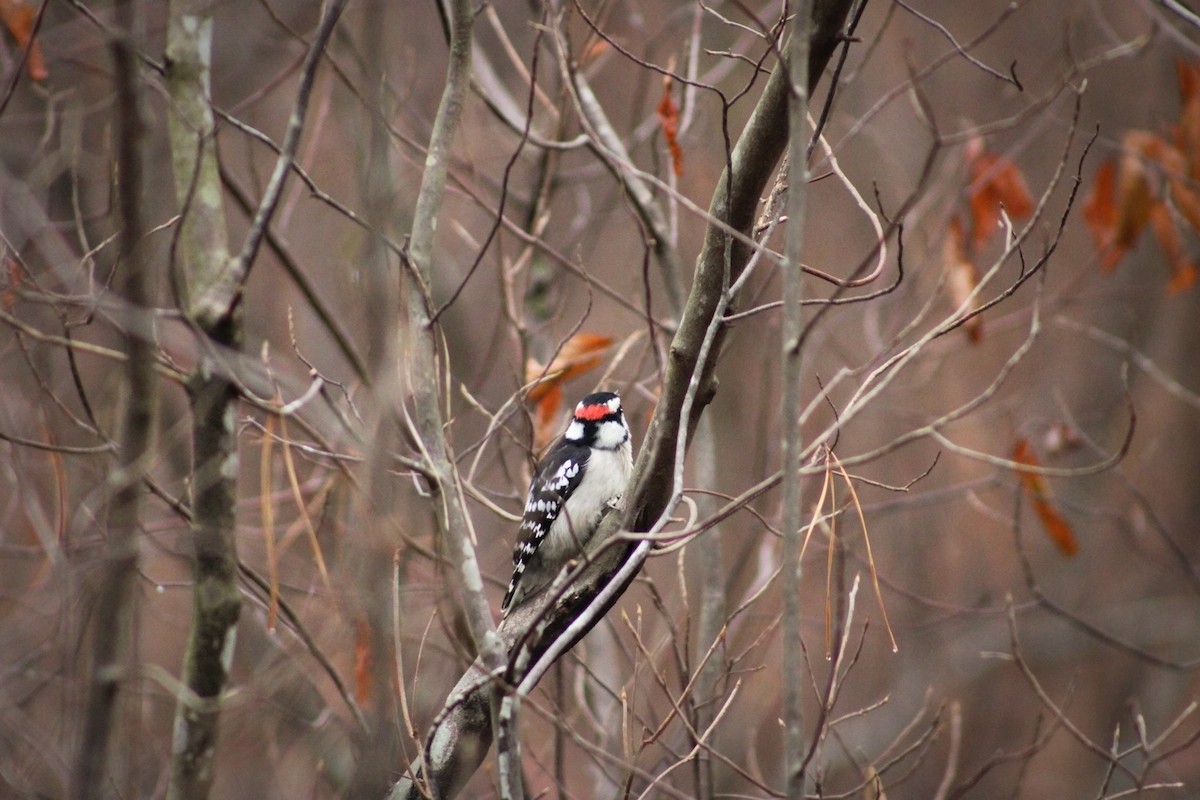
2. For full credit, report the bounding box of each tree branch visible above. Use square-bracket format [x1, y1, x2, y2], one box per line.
[401, 0, 499, 671]
[70, 4, 157, 797]
[388, 3, 854, 797]
[162, 1, 244, 797]
[781, 3, 814, 797]
[386, 0, 506, 795]
[226, 0, 347, 318]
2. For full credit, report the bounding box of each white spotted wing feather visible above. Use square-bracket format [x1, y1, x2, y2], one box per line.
[502, 433, 632, 614]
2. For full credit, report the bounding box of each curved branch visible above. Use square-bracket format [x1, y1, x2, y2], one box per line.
[388, 3, 855, 797]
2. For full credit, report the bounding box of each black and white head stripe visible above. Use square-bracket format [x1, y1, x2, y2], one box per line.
[565, 391, 629, 449]
[573, 392, 622, 422]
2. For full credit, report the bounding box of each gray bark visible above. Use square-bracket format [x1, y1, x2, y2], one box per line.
[164, 2, 346, 797]
[71, 4, 157, 797]
[781, 5, 814, 798]
[388, 3, 855, 797]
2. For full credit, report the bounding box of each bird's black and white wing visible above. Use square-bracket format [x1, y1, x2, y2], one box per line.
[501, 442, 590, 613]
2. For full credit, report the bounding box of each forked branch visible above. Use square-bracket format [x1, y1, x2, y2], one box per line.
[388, 2, 855, 797]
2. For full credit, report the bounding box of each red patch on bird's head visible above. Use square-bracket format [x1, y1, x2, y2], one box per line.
[575, 402, 611, 421]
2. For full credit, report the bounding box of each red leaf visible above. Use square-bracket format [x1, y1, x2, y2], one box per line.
[1090, 132, 1197, 277]
[657, 74, 683, 178]
[1012, 439, 1078, 557]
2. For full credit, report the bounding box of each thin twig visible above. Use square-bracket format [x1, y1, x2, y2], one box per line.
[228, 0, 348, 296]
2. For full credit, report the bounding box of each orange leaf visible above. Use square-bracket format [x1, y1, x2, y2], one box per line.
[1169, 176, 1200, 233]
[1167, 262, 1198, 294]
[1089, 65, 1200, 281]
[1083, 160, 1123, 269]
[1148, 200, 1198, 294]
[1031, 497, 1079, 557]
[0, 0, 48, 82]
[1176, 60, 1200, 178]
[1147, 201, 1182, 265]
[1086, 134, 1182, 273]
[657, 73, 683, 178]
[1113, 143, 1155, 255]
[1127, 130, 1187, 191]
[525, 332, 613, 402]
[354, 617, 372, 705]
[1012, 439, 1044, 494]
[967, 145, 1033, 250]
[943, 217, 983, 343]
[581, 39, 609, 65]
[1012, 439, 1078, 556]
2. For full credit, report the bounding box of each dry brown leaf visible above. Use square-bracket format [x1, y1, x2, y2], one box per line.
[1167, 262, 1199, 295]
[532, 383, 563, 453]
[1086, 71, 1200, 284]
[580, 39, 609, 66]
[1179, 58, 1200, 105]
[1083, 159, 1122, 269]
[1113, 139, 1157, 253]
[1175, 59, 1200, 178]
[1013, 439, 1078, 557]
[657, 73, 683, 178]
[943, 216, 983, 343]
[1149, 201, 1199, 294]
[1031, 496, 1078, 558]
[525, 332, 613, 402]
[1169, 176, 1200, 233]
[0, 0, 48, 81]
[967, 145, 1034, 250]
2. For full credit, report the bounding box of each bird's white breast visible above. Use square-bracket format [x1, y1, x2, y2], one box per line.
[542, 439, 632, 562]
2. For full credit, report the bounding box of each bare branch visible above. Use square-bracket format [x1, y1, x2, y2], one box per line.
[71, 5, 158, 797]
[162, 2, 243, 797]
[390, 3, 856, 797]
[781, 3, 814, 797]
[226, 0, 348, 315]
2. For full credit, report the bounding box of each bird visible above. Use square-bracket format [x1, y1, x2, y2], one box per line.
[501, 391, 634, 616]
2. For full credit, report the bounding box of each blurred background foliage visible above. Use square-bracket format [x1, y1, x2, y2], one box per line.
[2, 1, 1200, 798]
